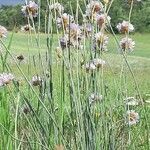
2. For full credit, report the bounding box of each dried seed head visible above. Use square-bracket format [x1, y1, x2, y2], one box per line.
[17, 54, 24, 61]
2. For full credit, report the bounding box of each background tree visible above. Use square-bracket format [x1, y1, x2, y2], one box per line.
[0, 0, 149, 32]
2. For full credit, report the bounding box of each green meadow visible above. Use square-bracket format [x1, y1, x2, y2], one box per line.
[4, 32, 150, 91]
[0, 32, 150, 149]
[5, 32, 150, 58]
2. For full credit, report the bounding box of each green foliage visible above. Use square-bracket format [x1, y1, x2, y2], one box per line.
[131, 1, 150, 32]
[0, 0, 150, 32]
[0, 5, 25, 31]
[109, 0, 150, 32]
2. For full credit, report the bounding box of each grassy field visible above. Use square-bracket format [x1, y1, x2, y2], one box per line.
[4, 32, 150, 58]
[0, 32, 150, 149]
[3, 32, 150, 91]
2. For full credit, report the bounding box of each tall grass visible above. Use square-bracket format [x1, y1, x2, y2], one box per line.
[0, 0, 150, 149]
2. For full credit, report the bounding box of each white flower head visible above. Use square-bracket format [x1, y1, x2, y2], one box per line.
[85, 62, 96, 72]
[0, 73, 14, 87]
[86, 1, 104, 19]
[60, 34, 69, 49]
[68, 23, 82, 38]
[89, 93, 103, 104]
[125, 97, 139, 106]
[96, 14, 111, 27]
[120, 37, 135, 52]
[56, 13, 74, 29]
[49, 2, 64, 14]
[94, 32, 109, 51]
[31, 75, 42, 86]
[117, 21, 134, 33]
[21, 1, 38, 17]
[0, 25, 7, 38]
[93, 58, 106, 68]
[21, 24, 33, 32]
[126, 110, 139, 126]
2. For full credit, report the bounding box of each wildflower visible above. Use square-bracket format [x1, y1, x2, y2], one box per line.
[21, 1, 38, 17]
[117, 21, 134, 33]
[31, 75, 42, 86]
[125, 97, 139, 106]
[0, 25, 7, 38]
[56, 13, 74, 29]
[94, 32, 109, 51]
[0, 73, 14, 87]
[85, 62, 96, 72]
[93, 58, 106, 68]
[17, 54, 24, 61]
[126, 110, 139, 125]
[49, 3, 64, 14]
[86, 1, 103, 19]
[60, 23, 82, 49]
[67, 23, 81, 36]
[120, 37, 135, 52]
[60, 35, 70, 49]
[89, 93, 103, 104]
[96, 14, 111, 27]
[85, 58, 106, 72]
[21, 24, 33, 32]
[67, 23, 82, 47]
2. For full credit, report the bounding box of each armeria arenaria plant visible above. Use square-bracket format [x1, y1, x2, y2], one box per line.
[0, 0, 149, 149]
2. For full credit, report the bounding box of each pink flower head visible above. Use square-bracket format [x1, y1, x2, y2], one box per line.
[117, 21, 134, 33]
[86, 1, 103, 19]
[120, 37, 135, 52]
[0, 25, 7, 38]
[21, 1, 38, 17]
[0, 73, 14, 87]
[96, 14, 111, 27]
[126, 110, 139, 126]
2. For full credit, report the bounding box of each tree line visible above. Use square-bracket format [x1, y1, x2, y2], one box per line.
[0, 0, 150, 32]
